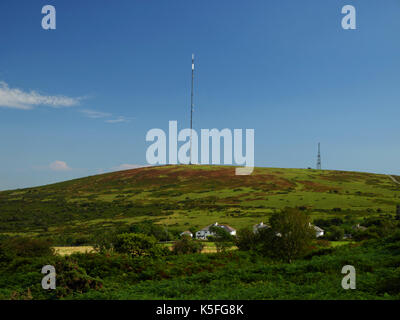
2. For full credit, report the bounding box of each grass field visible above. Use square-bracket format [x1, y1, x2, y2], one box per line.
[53, 242, 235, 255]
[54, 240, 352, 256]
[0, 165, 399, 242]
[53, 246, 95, 255]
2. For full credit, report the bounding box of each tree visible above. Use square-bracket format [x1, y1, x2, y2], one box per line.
[326, 226, 344, 241]
[92, 229, 118, 253]
[208, 226, 234, 253]
[235, 228, 258, 251]
[172, 236, 204, 254]
[114, 233, 165, 257]
[267, 208, 314, 263]
[128, 221, 172, 241]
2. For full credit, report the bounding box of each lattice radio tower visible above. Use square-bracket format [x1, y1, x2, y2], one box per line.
[316, 142, 321, 170]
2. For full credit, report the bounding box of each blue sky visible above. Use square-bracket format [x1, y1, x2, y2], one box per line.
[1, 0, 400, 190]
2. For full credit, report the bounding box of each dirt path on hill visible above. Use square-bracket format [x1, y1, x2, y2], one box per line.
[387, 175, 400, 185]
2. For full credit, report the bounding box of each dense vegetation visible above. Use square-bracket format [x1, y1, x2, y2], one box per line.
[0, 230, 399, 300]
[0, 165, 399, 299]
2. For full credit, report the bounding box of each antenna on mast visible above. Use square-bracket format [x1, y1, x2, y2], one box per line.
[316, 142, 321, 170]
[189, 53, 194, 165]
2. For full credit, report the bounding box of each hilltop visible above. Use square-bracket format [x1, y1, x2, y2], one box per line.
[0, 165, 399, 240]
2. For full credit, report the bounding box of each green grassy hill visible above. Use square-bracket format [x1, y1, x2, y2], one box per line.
[1, 165, 399, 240]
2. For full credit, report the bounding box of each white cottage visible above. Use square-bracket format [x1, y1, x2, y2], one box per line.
[313, 225, 324, 238]
[195, 222, 236, 240]
[309, 223, 324, 237]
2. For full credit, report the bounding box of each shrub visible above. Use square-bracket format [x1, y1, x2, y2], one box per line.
[235, 228, 259, 251]
[92, 230, 118, 254]
[208, 226, 235, 253]
[54, 257, 102, 298]
[377, 267, 400, 294]
[0, 237, 53, 258]
[114, 233, 165, 257]
[172, 236, 204, 254]
[128, 221, 172, 241]
[326, 226, 344, 241]
[265, 208, 314, 263]
[353, 229, 379, 241]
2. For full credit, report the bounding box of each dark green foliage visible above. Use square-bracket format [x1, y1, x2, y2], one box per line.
[92, 230, 118, 254]
[0, 234, 399, 300]
[235, 228, 259, 251]
[325, 226, 345, 241]
[208, 226, 235, 253]
[172, 236, 203, 254]
[114, 233, 167, 257]
[128, 221, 172, 241]
[53, 257, 103, 298]
[0, 237, 53, 259]
[236, 209, 315, 263]
[353, 229, 380, 241]
[352, 216, 399, 241]
[314, 217, 344, 229]
[266, 208, 314, 263]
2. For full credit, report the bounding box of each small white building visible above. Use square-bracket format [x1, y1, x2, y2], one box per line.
[180, 230, 193, 238]
[253, 222, 270, 233]
[309, 223, 324, 237]
[195, 222, 236, 240]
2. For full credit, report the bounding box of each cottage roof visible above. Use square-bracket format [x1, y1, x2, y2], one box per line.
[200, 222, 236, 233]
[181, 230, 193, 235]
[313, 225, 324, 232]
[309, 222, 324, 232]
[254, 222, 270, 229]
[221, 225, 236, 232]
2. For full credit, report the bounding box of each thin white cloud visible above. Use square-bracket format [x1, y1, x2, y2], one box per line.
[105, 116, 131, 123]
[80, 109, 111, 119]
[0, 81, 133, 125]
[0, 81, 81, 110]
[49, 160, 71, 171]
[80, 109, 132, 124]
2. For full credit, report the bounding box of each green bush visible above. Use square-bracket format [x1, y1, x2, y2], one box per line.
[92, 230, 118, 254]
[208, 226, 235, 253]
[173, 236, 204, 254]
[235, 228, 259, 251]
[114, 233, 167, 257]
[128, 221, 172, 241]
[53, 257, 103, 298]
[0, 237, 53, 259]
[325, 226, 344, 241]
[236, 208, 314, 263]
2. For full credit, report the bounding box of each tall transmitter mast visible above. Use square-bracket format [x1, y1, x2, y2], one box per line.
[189, 53, 195, 165]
